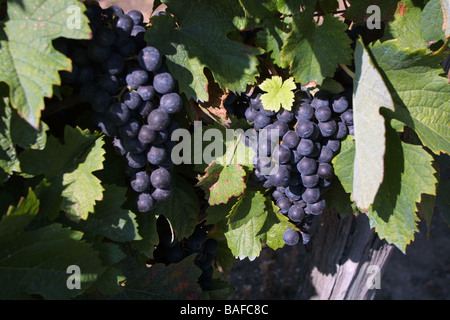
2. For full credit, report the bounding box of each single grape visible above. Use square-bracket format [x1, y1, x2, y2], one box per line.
[317, 162, 334, 179]
[276, 197, 292, 214]
[272, 144, 292, 164]
[318, 145, 334, 163]
[332, 95, 349, 113]
[315, 106, 332, 122]
[341, 109, 353, 125]
[285, 185, 303, 201]
[153, 72, 175, 94]
[267, 165, 290, 187]
[137, 85, 156, 101]
[254, 112, 271, 130]
[138, 46, 163, 72]
[302, 187, 321, 204]
[114, 13, 134, 36]
[131, 171, 151, 192]
[297, 138, 315, 157]
[296, 120, 315, 138]
[138, 125, 156, 144]
[147, 109, 170, 131]
[151, 187, 172, 202]
[318, 120, 337, 137]
[282, 130, 300, 149]
[288, 205, 305, 223]
[127, 9, 144, 25]
[147, 145, 168, 165]
[307, 199, 327, 215]
[301, 173, 319, 188]
[150, 167, 171, 189]
[277, 109, 295, 123]
[295, 102, 315, 121]
[296, 157, 317, 175]
[137, 193, 156, 212]
[283, 228, 300, 246]
[160, 93, 182, 114]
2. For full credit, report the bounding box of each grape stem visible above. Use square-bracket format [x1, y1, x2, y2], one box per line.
[339, 63, 355, 79]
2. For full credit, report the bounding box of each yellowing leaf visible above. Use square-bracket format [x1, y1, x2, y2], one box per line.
[259, 76, 296, 112]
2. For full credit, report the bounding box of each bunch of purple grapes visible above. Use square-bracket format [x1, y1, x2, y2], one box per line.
[244, 89, 353, 246]
[153, 218, 218, 290]
[57, 3, 181, 213]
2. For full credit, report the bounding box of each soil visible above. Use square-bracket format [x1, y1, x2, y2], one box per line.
[95, 0, 450, 301]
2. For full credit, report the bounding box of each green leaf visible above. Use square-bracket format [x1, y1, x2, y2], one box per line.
[259, 76, 296, 112]
[0, 102, 48, 181]
[0, 0, 91, 128]
[352, 39, 395, 212]
[0, 190, 105, 299]
[344, 0, 399, 23]
[281, 13, 352, 86]
[370, 40, 450, 155]
[334, 126, 439, 252]
[382, 0, 429, 50]
[333, 135, 355, 195]
[420, 0, 446, 43]
[145, 0, 261, 101]
[19, 126, 105, 221]
[78, 185, 141, 242]
[196, 162, 247, 205]
[224, 190, 291, 260]
[369, 125, 438, 253]
[152, 172, 199, 240]
[442, 0, 450, 38]
[117, 255, 202, 300]
[255, 16, 292, 69]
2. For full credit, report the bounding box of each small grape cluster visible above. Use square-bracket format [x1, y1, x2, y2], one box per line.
[57, 3, 181, 213]
[243, 88, 353, 246]
[154, 220, 218, 290]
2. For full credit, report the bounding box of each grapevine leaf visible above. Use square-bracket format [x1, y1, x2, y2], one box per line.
[0, 190, 105, 299]
[343, 0, 399, 23]
[0, 0, 91, 128]
[259, 76, 296, 112]
[259, 196, 292, 251]
[255, 16, 292, 69]
[276, 0, 305, 15]
[117, 255, 202, 300]
[239, 0, 279, 18]
[442, 0, 450, 38]
[78, 185, 141, 242]
[145, 0, 261, 101]
[352, 39, 395, 212]
[332, 135, 355, 195]
[224, 190, 291, 260]
[224, 190, 267, 260]
[196, 162, 247, 205]
[152, 172, 199, 240]
[281, 13, 352, 86]
[0, 102, 48, 181]
[333, 126, 439, 252]
[370, 39, 450, 155]
[382, 0, 429, 50]
[369, 125, 438, 253]
[18, 126, 105, 221]
[420, 0, 446, 43]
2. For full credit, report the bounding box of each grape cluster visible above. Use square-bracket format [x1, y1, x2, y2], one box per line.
[244, 88, 353, 246]
[154, 219, 218, 290]
[57, 3, 181, 213]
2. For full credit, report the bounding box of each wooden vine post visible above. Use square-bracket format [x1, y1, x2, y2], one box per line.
[296, 210, 395, 300]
